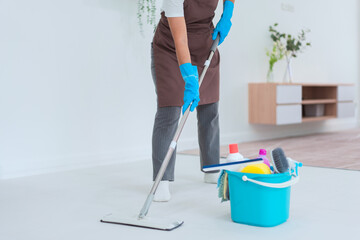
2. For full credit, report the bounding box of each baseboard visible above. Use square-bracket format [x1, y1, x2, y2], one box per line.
[0, 146, 151, 179]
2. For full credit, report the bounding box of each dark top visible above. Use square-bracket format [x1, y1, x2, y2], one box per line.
[152, 0, 220, 107]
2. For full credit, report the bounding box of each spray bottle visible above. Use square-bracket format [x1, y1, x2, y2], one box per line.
[258, 149, 271, 168]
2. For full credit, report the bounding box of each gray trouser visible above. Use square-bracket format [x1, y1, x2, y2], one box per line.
[152, 104, 220, 181]
[151, 43, 220, 181]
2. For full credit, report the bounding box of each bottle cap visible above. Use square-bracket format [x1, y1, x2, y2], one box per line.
[259, 149, 267, 155]
[229, 144, 239, 154]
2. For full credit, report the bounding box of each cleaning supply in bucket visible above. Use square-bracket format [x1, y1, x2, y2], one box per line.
[219, 148, 303, 227]
[226, 144, 244, 171]
[240, 163, 271, 174]
[270, 148, 290, 173]
[287, 157, 303, 176]
[203, 158, 263, 172]
[217, 170, 229, 202]
[258, 149, 271, 168]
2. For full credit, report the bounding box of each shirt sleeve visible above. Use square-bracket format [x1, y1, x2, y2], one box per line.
[162, 0, 185, 17]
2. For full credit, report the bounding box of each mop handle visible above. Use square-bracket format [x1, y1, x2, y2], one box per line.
[138, 36, 220, 219]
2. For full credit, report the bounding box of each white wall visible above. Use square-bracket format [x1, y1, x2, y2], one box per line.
[0, 0, 359, 179]
[358, 0, 360, 126]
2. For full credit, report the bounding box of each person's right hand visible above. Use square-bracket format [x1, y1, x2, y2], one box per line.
[179, 63, 200, 114]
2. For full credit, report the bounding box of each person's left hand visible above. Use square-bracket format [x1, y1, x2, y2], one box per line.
[212, 0, 234, 45]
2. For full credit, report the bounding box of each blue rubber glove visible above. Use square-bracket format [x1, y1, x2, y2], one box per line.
[212, 0, 234, 45]
[179, 63, 200, 114]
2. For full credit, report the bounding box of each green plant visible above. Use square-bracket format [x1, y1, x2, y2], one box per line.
[137, 0, 157, 34]
[266, 23, 311, 82]
[269, 23, 311, 59]
[266, 40, 285, 72]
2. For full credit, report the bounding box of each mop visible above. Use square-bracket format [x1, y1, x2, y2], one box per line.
[100, 36, 220, 231]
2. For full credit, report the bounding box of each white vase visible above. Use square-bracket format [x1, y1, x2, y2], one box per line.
[283, 56, 293, 83]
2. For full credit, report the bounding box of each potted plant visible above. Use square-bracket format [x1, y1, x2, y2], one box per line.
[266, 32, 285, 82]
[267, 23, 311, 83]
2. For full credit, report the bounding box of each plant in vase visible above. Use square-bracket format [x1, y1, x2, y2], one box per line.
[266, 38, 285, 82]
[267, 23, 311, 83]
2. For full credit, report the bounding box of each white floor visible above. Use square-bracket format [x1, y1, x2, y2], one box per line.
[0, 154, 359, 240]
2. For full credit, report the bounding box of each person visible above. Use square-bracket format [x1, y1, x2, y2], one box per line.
[151, 0, 235, 201]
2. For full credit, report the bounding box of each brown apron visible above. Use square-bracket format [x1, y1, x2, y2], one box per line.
[152, 0, 220, 108]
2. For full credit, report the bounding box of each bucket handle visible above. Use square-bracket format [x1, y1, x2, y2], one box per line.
[242, 175, 299, 189]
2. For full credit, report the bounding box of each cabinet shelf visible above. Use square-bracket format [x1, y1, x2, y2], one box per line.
[301, 99, 337, 105]
[302, 115, 337, 122]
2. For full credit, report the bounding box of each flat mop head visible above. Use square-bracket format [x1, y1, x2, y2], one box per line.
[100, 213, 184, 231]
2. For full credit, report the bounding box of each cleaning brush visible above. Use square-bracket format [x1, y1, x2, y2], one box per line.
[270, 148, 290, 173]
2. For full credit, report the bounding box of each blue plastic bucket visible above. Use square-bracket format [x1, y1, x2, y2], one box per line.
[226, 170, 298, 227]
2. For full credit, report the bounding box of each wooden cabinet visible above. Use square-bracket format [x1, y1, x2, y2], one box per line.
[248, 83, 355, 125]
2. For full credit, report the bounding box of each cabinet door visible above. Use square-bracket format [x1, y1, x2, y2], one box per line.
[337, 86, 355, 101]
[337, 102, 355, 118]
[276, 105, 302, 125]
[276, 85, 302, 104]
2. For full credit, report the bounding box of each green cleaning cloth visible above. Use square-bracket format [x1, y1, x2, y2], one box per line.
[217, 170, 230, 202]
